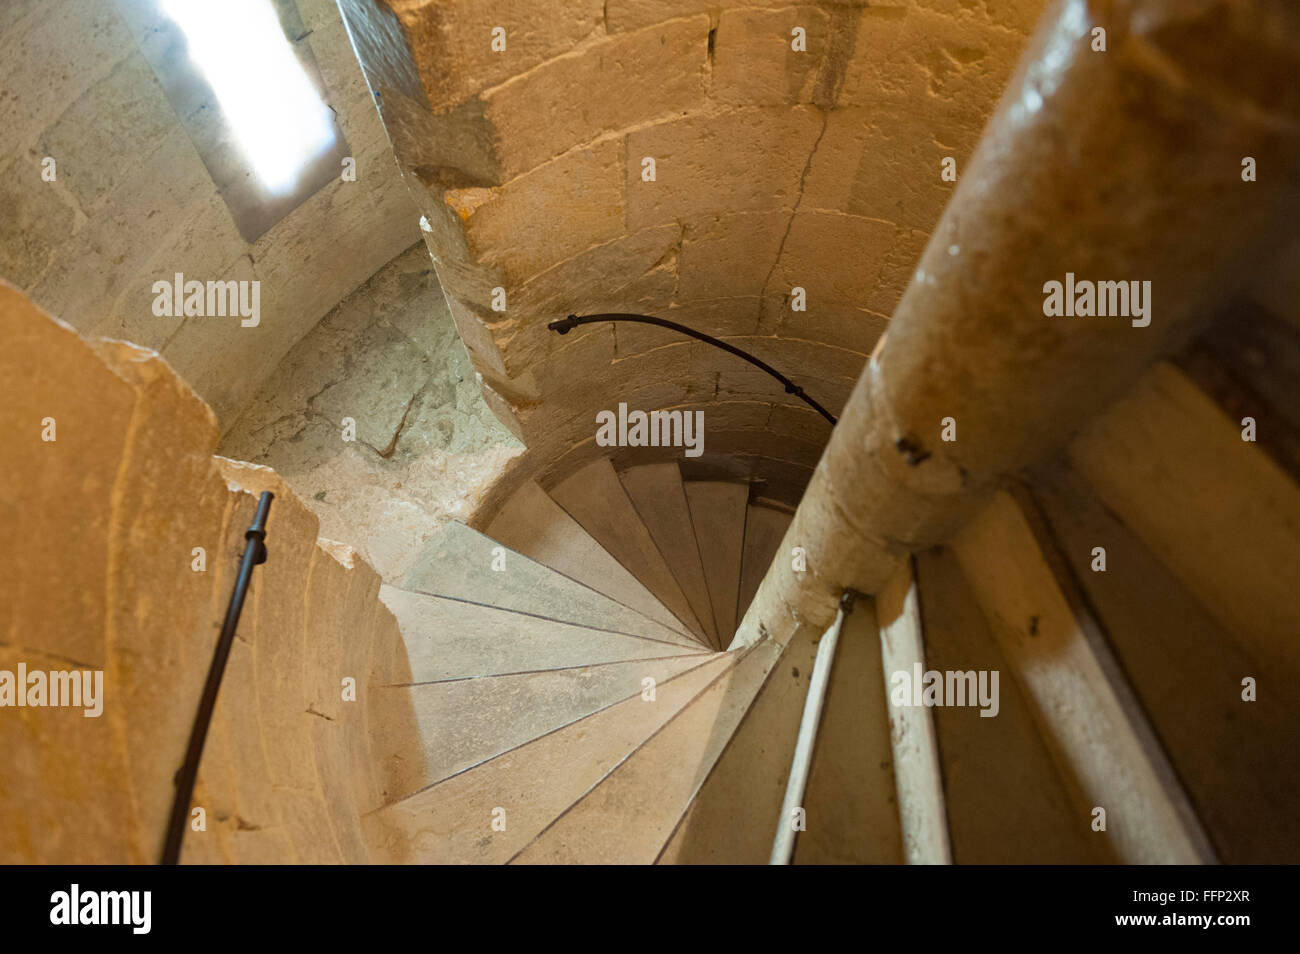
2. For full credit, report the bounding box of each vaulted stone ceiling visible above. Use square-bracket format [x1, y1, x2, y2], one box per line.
[337, 0, 1044, 505]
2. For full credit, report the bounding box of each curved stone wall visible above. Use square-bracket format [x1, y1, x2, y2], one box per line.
[0, 283, 416, 863]
[337, 0, 1043, 510]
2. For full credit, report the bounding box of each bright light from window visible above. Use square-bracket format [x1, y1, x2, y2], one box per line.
[161, 0, 337, 195]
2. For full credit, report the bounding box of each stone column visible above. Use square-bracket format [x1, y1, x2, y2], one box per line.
[736, 0, 1300, 646]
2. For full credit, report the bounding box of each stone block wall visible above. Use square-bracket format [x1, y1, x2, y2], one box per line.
[218, 243, 523, 586]
[0, 0, 420, 429]
[0, 282, 418, 863]
[337, 0, 1043, 511]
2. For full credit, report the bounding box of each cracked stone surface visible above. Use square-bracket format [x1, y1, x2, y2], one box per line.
[220, 243, 523, 583]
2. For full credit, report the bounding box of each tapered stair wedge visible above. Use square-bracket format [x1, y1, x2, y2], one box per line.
[1066, 362, 1300, 688]
[402, 521, 701, 648]
[683, 481, 750, 649]
[487, 480, 701, 642]
[1031, 461, 1300, 863]
[369, 652, 718, 806]
[378, 586, 707, 682]
[362, 652, 739, 864]
[619, 463, 720, 649]
[949, 489, 1216, 864]
[550, 458, 707, 640]
[0, 297, 138, 864]
[877, 558, 952, 864]
[912, 546, 1102, 864]
[793, 599, 904, 864]
[736, 503, 793, 630]
[511, 640, 783, 864]
[657, 621, 821, 864]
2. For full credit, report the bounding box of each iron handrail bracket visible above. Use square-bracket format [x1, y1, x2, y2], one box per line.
[548, 313, 839, 426]
[770, 589, 857, 864]
[161, 490, 273, 865]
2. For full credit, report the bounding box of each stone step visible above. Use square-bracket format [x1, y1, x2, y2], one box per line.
[912, 544, 1101, 863]
[877, 558, 953, 864]
[370, 652, 719, 806]
[485, 481, 704, 642]
[511, 639, 782, 864]
[551, 458, 707, 640]
[1031, 462, 1300, 863]
[658, 619, 819, 864]
[0, 286, 452, 865]
[1067, 361, 1300, 691]
[950, 489, 1214, 864]
[379, 586, 707, 683]
[402, 520, 701, 648]
[223, 462, 374, 863]
[619, 462, 720, 650]
[683, 481, 750, 649]
[363, 652, 740, 864]
[1, 218, 139, 866]
[736, 503, 792, 630]
[793, 599, 904, 864]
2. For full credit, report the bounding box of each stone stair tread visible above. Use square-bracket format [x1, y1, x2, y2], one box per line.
[551, 458, 706, 640]
[619, 462, 720, 650]
[684, 481, 751, 649]
[736, 503, 793, 630]
[370, 652, 718, 806]
[363, 652, 741, 864]
[950, 490, 1213, 863]
[1031, 464, 1300, 863]
[658, 622, 818, 864]
[792, 601, 904, 864]
[401, 520, 701, 648]
[510, 639, 782, 864]
[911, 545, 1096, 864]
[487, 480, 702, 642]
[379, 585, 708, 683]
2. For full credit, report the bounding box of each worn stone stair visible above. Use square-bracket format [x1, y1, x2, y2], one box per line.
[485, 479, 696, 640]
[401, 520, 700, 649]
[619, 462, 721, 649]
[6, 282, 1295, 866]
[683, 481, 751, 649]
[363, 460, 809, 862]
[550, 458, 708, 640]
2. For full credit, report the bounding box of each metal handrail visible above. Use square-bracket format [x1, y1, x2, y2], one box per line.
[161, 491, 273, 865]
[547, 313, 839, 426]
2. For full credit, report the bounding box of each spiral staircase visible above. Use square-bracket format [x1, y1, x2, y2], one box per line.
[4, 248, 1298, 866]
[3, 0, 1298, 868]
[359, 421, 1294, 865]
[366, 464, 800, 864]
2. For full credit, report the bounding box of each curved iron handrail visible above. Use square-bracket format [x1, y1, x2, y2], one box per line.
[547, 313, 838, 426]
